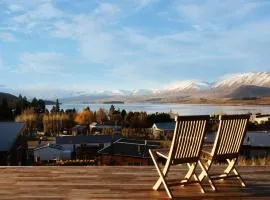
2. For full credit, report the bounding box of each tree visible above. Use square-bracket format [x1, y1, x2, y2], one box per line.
[31, 98, 38, 108]
[15, 95, 30, 115]
[75, 108, 95, 125]
[0, 98, 13, 120]
[109, 105, 115, 121]
[16, 108, 38, 134]
[55, 99, 60, 112]
[121, 109, 127, 119]
[43, 112, 74, 136]
[37, 99, 45, 113]
[147, 112, 172, 125]
[96, 108, 107, 124]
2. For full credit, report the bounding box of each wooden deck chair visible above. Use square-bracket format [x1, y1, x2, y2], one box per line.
[198, 114, 250, 191]
[149, 115, 210, 199]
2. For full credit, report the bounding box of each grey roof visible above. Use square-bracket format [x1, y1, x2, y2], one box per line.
[34, 143, 64, 151]
[90, 123, 122, 129]
[153, 122, 175, 131]
[0, 122, 25, 151]
[56, 135, 121, 145]
[98, 138, 161, 158]
[255, 115, 270, 118]
[72, 125, 87, 131]
[118, 138, 161, 146]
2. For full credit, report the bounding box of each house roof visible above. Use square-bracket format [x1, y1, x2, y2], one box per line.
[243, 131, 270, 147]
[90, 123, 122, 129]
[153, 122, 175, 131]
[98, 138, 161, 158]
[255, 116, 270, 119]
[0, 122, 25, 151]
[71, 125, 87, 131]
[34, 143, 64, 151]
[56, 135, 121, 145]
[118, 138, 161, 146]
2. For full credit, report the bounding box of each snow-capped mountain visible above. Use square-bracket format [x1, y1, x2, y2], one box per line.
[166, 80, 211, 92]
[5, 72, 270, 102]
[214, 72, 270, 89]
[131, 89, 154, 96]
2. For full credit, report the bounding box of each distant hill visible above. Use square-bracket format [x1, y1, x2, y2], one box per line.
[103, 101, 124, 104]
[0, 92, 18, 106]
[226, 85, 270, 99]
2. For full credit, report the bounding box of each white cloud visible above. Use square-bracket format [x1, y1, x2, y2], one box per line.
[94, 2, 120, 16]
[16, 52, 68, 74]
[0, 32, 17, 42]
[1, 0, 270, 92]
[13, 2, 63, 23]
[8, 4, 24, 12]
[51, 14, 120, 64]
[175, 0, 266, 30]
[6, 1, 64, 33]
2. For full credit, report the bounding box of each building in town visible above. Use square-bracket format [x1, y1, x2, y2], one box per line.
[0, 122, 27, 165]
[98, 138, 161, 166]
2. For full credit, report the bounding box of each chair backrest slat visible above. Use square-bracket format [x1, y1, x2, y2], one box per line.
[168, 115, 209, 163]
[212, 115, 250, 158]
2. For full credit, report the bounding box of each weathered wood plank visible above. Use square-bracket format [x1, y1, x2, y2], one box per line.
[0, 166, 269, 199]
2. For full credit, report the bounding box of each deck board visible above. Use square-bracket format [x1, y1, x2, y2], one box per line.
[0, 166, 269, 199]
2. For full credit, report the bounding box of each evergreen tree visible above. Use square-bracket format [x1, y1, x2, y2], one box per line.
[121, 109, 127, 119]
[55, 99, 60, 112]
[0, 98, 13, 120]
[37, 99, 45, 113]
[109, 105, 115, 121]
[31, 98, 38, 108]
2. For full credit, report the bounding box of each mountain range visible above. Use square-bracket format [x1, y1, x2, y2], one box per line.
[59, 72, 270, 103]
[1, 72, 270, 103]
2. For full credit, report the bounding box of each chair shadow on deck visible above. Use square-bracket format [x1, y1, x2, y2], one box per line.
[156, 177, 270, 199]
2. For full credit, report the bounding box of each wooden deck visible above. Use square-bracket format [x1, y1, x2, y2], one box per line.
[0, 166, 270, 199]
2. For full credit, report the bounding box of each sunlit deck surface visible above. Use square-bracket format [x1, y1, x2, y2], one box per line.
[0, 166, 270, 199]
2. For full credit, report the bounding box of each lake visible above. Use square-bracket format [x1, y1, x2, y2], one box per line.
[46, 103, 270, 115]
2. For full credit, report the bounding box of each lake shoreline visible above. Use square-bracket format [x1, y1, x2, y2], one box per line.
[46, 103, 270, 115]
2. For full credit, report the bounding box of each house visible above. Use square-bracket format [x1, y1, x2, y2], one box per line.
[250, 114, 270, 124]
[71, 125, 88, 136]
[89, 122, 122, 135]
[152, 122, 175, 138]
[56, 135, 121, 160]
[33, 143, 71, 161]
[242, 131, 270, 158]
[0, 122, 27, 165]
[98, 138, 161, 166]
[253, 115, 270, 125]
[56, 135, 121, 151]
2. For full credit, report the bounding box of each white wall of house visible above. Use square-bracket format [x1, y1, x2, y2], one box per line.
[34, 147, 71, 161]
[253, 117, 270, 124]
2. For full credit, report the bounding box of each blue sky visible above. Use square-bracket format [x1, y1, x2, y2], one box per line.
[0, 0, 270, 98]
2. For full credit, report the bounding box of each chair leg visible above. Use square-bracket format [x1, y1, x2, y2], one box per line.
[198, 160, 216, 191]
[232, 168, 246, 187]
[152, 154, 171, 191]
[198, 159, 211, 181]
[181, 163, 206, 193]
[193, 171, 206, 193]
[181, 163, 196, 182]
[149, 150, 173, 199]
[225, 159, 246, 187]
[224, 159, 236, 174]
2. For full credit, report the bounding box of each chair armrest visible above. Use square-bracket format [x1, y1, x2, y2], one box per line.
[156, 151, 168, 159]
[150, 148, 169, 159]
[201, 150, 212, 160]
